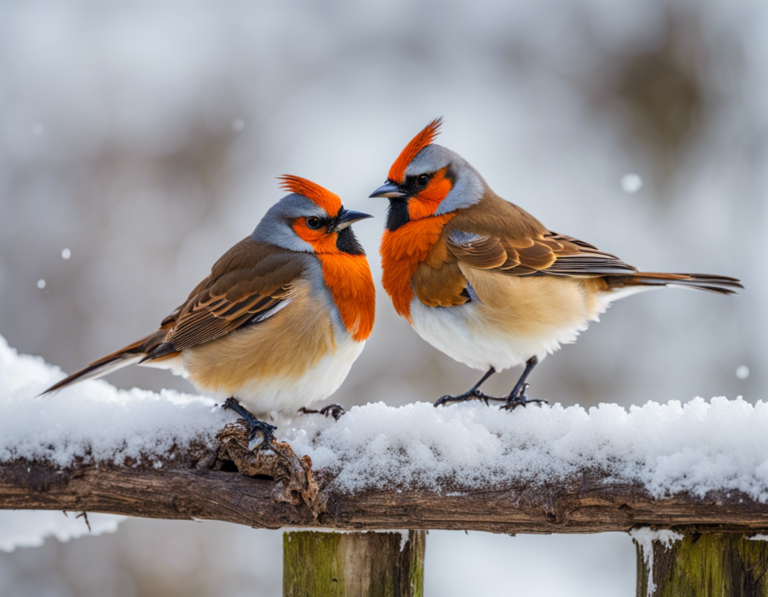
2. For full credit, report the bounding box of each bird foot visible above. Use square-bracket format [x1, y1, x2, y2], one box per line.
[500, 383, 548, 411]
[246, 420, 277, 452]
[298, 404, 346, 421]
[434, 389, 506, 408]
[223, 397, 277, 452]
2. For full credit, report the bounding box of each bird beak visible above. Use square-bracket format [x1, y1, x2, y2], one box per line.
[369, 182, 405, 198]
[336, 209, 374, 231]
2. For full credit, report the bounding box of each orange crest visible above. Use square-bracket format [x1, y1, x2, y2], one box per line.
[388, 117, 443, 184]
[278, 175, 342, 217]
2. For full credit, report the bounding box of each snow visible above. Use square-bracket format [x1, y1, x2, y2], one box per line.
[286, 397, 768, 499]
[36, 279, 45, 289]
[0, 511, 124, 552]
[630, 528, 683, 597]
[621, 173, 643, 193]
[2, 334, 768, 552]
[61, 248, 71, 260]
[0, 335, 228, 468]
[736, 365, 750, 380]
[3, 334, 768, 501]
[397, 530, 409, 551]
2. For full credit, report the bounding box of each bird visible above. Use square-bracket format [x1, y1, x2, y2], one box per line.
[370, 118, 742, 410]
[43, 175, 376, 448]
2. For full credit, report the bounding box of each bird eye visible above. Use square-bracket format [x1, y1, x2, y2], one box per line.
[306, 217, 321, 229]
[417, 174, 430, 187]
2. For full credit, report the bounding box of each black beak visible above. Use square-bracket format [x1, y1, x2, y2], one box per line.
[336, 209, 374, 231]
[369, 182, 405, 199]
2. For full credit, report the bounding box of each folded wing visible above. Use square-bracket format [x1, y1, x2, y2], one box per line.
[147, 243, 304, 359]
[42, 240, 306, 394]
[446, 230, 638, 277]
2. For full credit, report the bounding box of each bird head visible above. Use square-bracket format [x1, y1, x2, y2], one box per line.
[370, 118, 486, 231]
[253, 175, 372, 254]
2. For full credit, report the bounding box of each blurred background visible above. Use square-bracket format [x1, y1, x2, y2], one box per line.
[0, 0, 764, 594]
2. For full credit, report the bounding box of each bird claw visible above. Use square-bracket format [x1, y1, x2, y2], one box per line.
[247, 420, 277, 452]
[500, 383, 548, 411]
[298, 404, 346, 421]
[320, 404, 346, 420]
[434, 389, 505, 408]
[223, 397, 278, 453]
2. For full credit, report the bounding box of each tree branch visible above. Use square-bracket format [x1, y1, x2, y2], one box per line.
[2, 422, 767, 534]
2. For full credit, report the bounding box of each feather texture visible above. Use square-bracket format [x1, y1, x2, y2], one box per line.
[278, 174, 342, 217]
[149, 240, 305, 358]
[388, 118, 443, 184]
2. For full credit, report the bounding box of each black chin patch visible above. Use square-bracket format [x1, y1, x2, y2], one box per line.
[386, 199, 410, 232]
[336, 227, 365, 255]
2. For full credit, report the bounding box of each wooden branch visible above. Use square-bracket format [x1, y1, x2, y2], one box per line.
[635, 533, 768, 596]
[284, 531, 425, 596]
[2, 422, 768, 535]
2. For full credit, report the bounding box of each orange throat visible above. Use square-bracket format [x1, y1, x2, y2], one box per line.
[380, 213, 456, 322]
[316, 253, 376, 342]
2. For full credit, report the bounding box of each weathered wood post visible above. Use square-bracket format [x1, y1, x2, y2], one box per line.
[283, 530, 425, 597]
[634, 531, 768, 596]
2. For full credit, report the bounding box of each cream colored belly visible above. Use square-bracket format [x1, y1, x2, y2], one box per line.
[410, 273, 606, 372]
[207, 335, 364, 414]
[182, 329, 364, 414]
[179, 281, 364, 414]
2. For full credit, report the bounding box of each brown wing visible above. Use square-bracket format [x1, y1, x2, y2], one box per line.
[147, 239, 305, 359]
[446, 230, 638, 277]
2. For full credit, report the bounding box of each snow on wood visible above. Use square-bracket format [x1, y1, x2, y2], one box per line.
[629, 527, 684, 597]
[0, 335, 229, 468]
[5, 334, 768, 500]
[286, 396, 768, 498]
[2, 334, 768, 544]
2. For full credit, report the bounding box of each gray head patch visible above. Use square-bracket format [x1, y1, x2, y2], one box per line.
[404, 144, 487, 215]
[251, 194, 328, 253]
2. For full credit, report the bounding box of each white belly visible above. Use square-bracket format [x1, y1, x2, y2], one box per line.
[409, 294, 597, 373]
[187, 335, 365, 415]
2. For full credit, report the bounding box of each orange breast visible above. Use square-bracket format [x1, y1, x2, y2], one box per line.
[316, 253, 376, 342]
[380, 213, 456, 322]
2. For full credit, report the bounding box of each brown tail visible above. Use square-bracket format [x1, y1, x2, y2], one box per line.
[605, 272, 743, 296]
[40, 328, 170, 395]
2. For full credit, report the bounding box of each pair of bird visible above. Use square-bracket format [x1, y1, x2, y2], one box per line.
[44, 119, 742, 449]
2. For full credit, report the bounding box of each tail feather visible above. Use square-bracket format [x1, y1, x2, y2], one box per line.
[605, 272, 743, 297]
[40, 328, 171, 395]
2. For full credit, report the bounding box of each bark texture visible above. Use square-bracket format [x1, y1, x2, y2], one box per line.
[1, 422, 768, 535]
[636, 533, 768, 597]
[283, 531, 425, 597]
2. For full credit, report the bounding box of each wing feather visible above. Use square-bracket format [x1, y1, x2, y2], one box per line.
[446, 230, 637, 278]
[147, 240, 305, 359]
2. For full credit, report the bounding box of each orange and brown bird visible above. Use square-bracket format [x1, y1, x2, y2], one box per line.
[43, 176, 376, 447]
[371, 118, 741, 410]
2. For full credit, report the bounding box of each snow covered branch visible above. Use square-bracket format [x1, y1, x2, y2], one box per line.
[3, 335, 768, 536]
[2, 429, 768, 534]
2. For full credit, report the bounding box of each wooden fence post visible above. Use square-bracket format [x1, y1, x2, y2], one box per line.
[635, 532, 768, 596]
[283, 530, 425, 597]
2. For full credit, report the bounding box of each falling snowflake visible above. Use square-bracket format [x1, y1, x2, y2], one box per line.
[621, 174, 643, 194]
